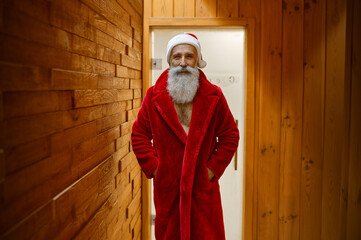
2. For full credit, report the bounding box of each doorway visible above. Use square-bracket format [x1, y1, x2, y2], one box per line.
[150, 28, 246, 240]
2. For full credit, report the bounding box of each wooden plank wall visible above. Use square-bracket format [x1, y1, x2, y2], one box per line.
[147, 0, 360, 239]
[0, 0, 143, 239]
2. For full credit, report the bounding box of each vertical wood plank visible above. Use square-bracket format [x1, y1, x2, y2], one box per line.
[322, 0, 349, 239]
[239, 0, 260, 18]
[152, 0, 173, 17]
[347, 0, 361, 238]
[195, 0, 217, 17]
[217, 0, 238, 17]
[340, 0, 353, 238]
[257, 0, 282, 239]
[243, 17, 256, 240]
[236, 1, 262, 238]
[279, 0, 303, 239]
[142, 1, 152, 240]
[174, 0, 195, 17]
[300, 0, 326, 239]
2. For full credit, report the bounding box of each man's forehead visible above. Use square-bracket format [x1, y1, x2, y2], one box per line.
[171, 44, 197, 54]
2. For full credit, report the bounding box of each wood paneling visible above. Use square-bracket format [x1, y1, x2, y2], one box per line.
[217, 0, 238, 18]
[174, 0, 195, 17]
[146, 0, 358, 239]
[347, 0, 361, 238]
[322, 0, 350, 239]
[279, 0, 303, 239]
[196, 0, 217, 17]
[152, 0, 173, 17]
[257, 0, 282, 239]
[301, 0, 326, 239]
[0, 0, 143, 239]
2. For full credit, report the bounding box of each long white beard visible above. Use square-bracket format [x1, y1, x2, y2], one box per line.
[167, 66, 200, 104]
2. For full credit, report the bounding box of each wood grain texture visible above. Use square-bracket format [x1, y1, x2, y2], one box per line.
[347, 0, 361, 238]
[174, 0, 195, 17]
[148, 17, 248, 26]
[279, 0, 303, 239]
[127, 1, 358, 239]
[239, 0, 259, 18]
[196, 0, 217, 17]
[257, 0, 282, 239]
[0, 63, 51, 91]
[0, 0, 143, 238]
[217, 0, 238, 17]
[322, 0, 349, 239]
[243, 17, 257, 240]
[152, 0, 173, 17]
[300, 0, 326, 239]
[141, 3, 152, 237]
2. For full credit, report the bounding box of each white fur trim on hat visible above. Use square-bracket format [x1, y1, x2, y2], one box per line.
[166, 33, 207, 68]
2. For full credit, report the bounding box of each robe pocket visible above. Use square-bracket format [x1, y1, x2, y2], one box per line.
[153, 163, 179, 191]
[193, 167, 217, 199]
[193, 181, 219, 200]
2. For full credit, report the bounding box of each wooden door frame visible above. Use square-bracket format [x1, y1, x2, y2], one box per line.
[141, 16, 256, 240]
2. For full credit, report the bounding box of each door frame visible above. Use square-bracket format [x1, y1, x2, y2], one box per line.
[141, 16, 256, 240]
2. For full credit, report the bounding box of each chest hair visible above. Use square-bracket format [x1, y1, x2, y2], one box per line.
[173, 102, 193, 127]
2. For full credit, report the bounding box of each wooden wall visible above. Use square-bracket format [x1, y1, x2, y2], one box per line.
[0, 0, 143, 239]
[146, 0, 360, 239]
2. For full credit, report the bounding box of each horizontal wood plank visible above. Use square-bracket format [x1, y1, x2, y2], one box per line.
[73, 89, 133, 107]
[97, 44, 122, 65]
[121, 54, 142, 70]
[3, 91, 72, 119]
[120, 121, 133, 136]
[113, 77, 131, 89]
[4, 137, 50, 176]
[50, 121, 97, 154]
[0, 63, 51, 91]
[0, 112, 64, 148]
[51, 156, 115, 239]
[114, 144, 130, 163]
[116, 133, 131, 150]
[120, 151, 137, 171]
[96, 112, 127, 133]
[130, 79, 142, 89]
[51, 69, 98, 90]
[0, 151, 73, 234]
[126, 188, 141, 219]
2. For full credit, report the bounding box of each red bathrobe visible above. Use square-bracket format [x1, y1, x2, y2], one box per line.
[131, 69, 239, 240]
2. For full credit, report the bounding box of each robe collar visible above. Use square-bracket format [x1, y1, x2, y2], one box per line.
[151, 68, 220, 145]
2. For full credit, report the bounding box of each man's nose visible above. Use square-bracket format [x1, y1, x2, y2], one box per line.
[180, 57, 187, 67]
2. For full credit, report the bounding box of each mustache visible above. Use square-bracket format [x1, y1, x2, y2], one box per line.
[171, 65, 193, 74]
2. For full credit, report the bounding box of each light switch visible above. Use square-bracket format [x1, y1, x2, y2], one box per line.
[152, 58, 162, 70]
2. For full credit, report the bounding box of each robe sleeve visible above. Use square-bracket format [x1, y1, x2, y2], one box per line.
[207, 90, 240, 181]
[131, 87, 159, 179]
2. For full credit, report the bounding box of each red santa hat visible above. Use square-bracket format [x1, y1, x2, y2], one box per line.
[166, 33, 207, 68]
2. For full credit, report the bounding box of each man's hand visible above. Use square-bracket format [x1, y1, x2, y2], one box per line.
[207, 168, 215, 181]
[152, 168, 157, 177]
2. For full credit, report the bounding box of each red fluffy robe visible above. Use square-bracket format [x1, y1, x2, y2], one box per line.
[131, 69, 239, 240]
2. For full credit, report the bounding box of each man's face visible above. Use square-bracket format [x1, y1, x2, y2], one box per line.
[170, 44, 197, 70]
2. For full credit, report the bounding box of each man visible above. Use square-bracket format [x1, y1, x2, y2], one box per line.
[131, 33, 239, 240]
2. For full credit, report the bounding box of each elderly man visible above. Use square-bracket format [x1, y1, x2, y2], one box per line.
[131, 33, 239, 240]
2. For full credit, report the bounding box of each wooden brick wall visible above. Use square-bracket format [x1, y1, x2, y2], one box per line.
[0, 0, 143, 239]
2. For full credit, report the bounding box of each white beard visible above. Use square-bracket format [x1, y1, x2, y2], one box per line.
[167, 66, 200, 104]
